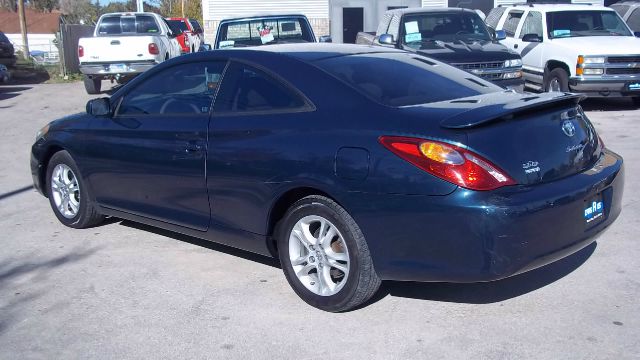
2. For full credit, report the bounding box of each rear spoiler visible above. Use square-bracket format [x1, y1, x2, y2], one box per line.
[440, 92, 585, 129]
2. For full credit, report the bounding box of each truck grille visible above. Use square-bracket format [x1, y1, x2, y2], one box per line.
[452, 62, 505, 81]
[607, 56, 640, 63]
[606, 68, 640, 75]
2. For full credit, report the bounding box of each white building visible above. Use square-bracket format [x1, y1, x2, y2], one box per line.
[202, 0, 604, 44]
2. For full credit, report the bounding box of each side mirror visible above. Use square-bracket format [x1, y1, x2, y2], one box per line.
[634, 31, 640, 37]
[522, 33, 542, 42]
[378, 33, 395, 45]
[494, 30, 507, 41]
[199, 44, 212, 52]
[86, 97, 111, 116]
[319, 35, 332, 43]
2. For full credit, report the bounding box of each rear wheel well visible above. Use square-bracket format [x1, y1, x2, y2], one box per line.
[39, 145, 65, 197]
[266, 187, 335, 256]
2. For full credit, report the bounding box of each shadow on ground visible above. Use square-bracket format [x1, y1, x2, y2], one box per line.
[0, 185, 34, 202]
[0, 86, 32, 102]
[119, 220, 280, 268]
[118, 218, 596, 308]
[0, 246, 101, 334]
[371, 242, 597, 306]
[581, 97, 637, 112]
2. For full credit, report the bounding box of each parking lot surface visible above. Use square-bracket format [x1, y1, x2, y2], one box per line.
[0, 83, 638, 359]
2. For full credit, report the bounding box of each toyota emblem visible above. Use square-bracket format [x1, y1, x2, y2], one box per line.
[561, 120, 576, 137]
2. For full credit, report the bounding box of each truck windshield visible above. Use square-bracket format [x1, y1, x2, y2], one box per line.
[401, 12, 492, 48]
[97, 15, 160, 35]
[314, 52, 499, 107]
[547, 11, 631, 38]
[217, 17, 314, 48]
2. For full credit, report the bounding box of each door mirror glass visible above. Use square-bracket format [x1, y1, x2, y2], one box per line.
[199, 43, 212, 51]
[86, 97, 111, 116]
[319, 35, 332, 43]
[494, 30, 507, 41]
[521, 33, 542, 42]
[378, 33, 395, 45]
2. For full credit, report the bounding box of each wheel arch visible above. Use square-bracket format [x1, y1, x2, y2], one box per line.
[545, 59, 571, 77]
[266, 186, 341, 256]
[38, 144, 66, 197]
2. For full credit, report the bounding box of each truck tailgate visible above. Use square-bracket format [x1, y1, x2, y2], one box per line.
[79, 36, 158, 63]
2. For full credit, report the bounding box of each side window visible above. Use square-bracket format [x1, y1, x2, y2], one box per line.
[118, 61, 226, 116]
[503, 10, 524, 37]
[387, 14, 401, 40]
[485, 7, 506, 30]
[520, 11, 543, 38]
[214, 62, 306, 113]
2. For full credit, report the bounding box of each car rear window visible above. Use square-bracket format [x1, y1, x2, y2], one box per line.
[167, 19, 189, 32]
[97, 15, 160, 35]
[217, 17, 314, 48]
[314, 52, 500, 107]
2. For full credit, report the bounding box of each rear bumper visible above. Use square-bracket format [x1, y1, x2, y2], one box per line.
[569, 77, 640, 97]
[79, 61, 157, 76]
[344, 149, 624, 282]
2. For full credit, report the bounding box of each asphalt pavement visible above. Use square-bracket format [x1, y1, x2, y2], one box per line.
[0, 83, 638, 359]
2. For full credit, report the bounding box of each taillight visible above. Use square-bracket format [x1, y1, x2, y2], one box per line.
[379, 136, 516, 191]
[148, 43, 159, 55]
[78, 45, 84, 58]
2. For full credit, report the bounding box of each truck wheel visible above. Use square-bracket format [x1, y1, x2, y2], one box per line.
[545, 68, 569, 92]
[83, 76, 101, 94]
[277, 195, 381, 312]
[632, 97, 640, 107]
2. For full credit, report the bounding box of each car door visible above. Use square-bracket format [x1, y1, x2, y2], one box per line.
[85, 60, 227, 231]
[514, 10, 546, 85]
[207, 61, 315, 235]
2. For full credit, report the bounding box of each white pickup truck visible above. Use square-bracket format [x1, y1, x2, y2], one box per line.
[78, 12, 182, 94]
[486, 4, 640, 102]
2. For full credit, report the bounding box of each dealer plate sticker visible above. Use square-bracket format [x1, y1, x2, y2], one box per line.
[109, 64, 128, 72]
[628, 82, 640, 91]
[584, 197, 604, 224]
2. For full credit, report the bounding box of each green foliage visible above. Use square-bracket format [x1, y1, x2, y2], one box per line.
[30, 0, 58, 12]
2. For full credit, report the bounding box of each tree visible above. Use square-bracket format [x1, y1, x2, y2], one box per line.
[0, 0, 18, 12]
[60, 0, 96, 24]
[158, 0, 202, 23]
[29, 0, 58, 12]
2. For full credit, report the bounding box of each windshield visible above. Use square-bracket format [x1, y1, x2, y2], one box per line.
[97, 15, 160, 35]
[401, 12, 492, 48]
[547, 10, 632, 38]
[216, 17, 314, 48]
[166, 20, 188, 33]
[314, 52, 499, 107]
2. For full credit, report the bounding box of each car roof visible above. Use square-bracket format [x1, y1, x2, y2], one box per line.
[386, 7, 477, 16]
[221, 13, 307, 22]
[499, 4, 611, 12]
[244, 43, 406, 61]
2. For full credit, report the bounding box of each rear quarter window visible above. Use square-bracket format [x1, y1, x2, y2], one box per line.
[313, 52, 500, 107]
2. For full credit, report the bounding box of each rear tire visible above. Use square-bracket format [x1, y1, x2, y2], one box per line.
[83, 76, 101, 94]
[46, 151, 104, 228]
[277, 195, 381, 312]
[632, 97, 640, 107]
[545, 68, 569, 92]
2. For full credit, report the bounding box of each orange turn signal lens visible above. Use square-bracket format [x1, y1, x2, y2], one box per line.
[419, 141, 465, 165]
[577, 55, 584, 65]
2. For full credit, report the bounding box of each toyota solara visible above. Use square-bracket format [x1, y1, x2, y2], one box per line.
[31, 44, 624, 312]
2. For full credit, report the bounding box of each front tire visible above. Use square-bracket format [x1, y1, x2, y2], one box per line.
[545, 68, 569, 92]
[46, 151, 104, 228]
[83, 76, 101, 94]
[277, 195, 381, 312]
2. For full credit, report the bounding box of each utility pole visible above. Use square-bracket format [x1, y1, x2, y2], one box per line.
[17, 0, 29, 60]
[136, 0, 144, 12]
[181, 0, 185, 18]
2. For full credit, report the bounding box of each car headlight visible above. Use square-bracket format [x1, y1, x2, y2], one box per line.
[504, 59, 522, 68]
[583, 57, 606, 64]
[503, 71, 523, 79]
[35, 124, 49, 141]
[582, 68, 604, 75]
